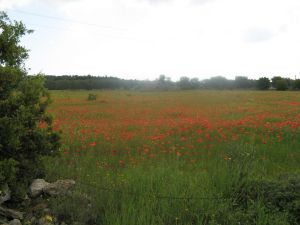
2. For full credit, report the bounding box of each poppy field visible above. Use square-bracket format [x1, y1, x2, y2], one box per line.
[45, 90, 300, 225]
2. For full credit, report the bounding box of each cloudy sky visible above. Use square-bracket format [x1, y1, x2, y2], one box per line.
[1, 0, 300, 80]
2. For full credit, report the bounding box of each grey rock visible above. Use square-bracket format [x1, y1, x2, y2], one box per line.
[8, 219, 21, 225]
[30, 179, 75, 198]
[0, 184, 11, 205]
[43, 180, 75, 196]
[0, 207, 23, 220]
[30, 179, 50, 198]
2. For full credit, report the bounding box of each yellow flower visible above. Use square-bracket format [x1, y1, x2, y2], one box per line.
[45, 215, 53, 223]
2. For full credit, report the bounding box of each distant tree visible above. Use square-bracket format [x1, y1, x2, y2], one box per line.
[190, 77, 200, 89]
[178, 76, 191, 90]
[256, 77, 270, 90]
[155, 74, 173, 90]
[285, 78, 293, 89]
[43, 74, 299, 91]
[203, 76, 233, 89]
[158, 74, 166, 84]
[235, 76, 251, 89]
[271, 76, 283, 89]
[0, 11, 60, 201]
[276, 79, 288, 91]
[294, 79, 300, 90]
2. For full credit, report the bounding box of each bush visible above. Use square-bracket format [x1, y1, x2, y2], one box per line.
[87, 93, 97, 101]
[231, 174, 300, 224]
[0, 11, 60, 201]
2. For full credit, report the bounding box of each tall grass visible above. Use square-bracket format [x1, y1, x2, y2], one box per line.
[44, 90, 300, 224]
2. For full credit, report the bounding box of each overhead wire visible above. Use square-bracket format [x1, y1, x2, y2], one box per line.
[7, 9, 153, 43]
[77, 180, 228, 201]
[7, 9, 128, 31]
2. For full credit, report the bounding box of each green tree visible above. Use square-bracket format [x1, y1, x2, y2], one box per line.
[276, 79, 288, 91]
[271, 76, 282, 89]
[203, 76, 233, 90]
[294, 79, 300, 90]
[190, 77, 200, 89]
[256, 77, 270, 90]
[0, 11, 60, 201]
[235, 76, 251, 89]
[0, 12, 33, 68]
[178, 76, 191, 90]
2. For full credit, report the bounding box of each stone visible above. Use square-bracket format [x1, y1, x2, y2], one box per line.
[0, 207, 23, 220]
[8, 219, 21, 225]
[30, 179, 75, 198]
[43, 180, 75, 196]
[0, 184, 11, 205]
[30, 179, 50, 198]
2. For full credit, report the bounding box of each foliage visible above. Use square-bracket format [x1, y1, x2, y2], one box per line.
[276, 79, 289, 91]
[256, 77, 270, 90]
[235, 76, 253, 89]
[203, 76, 234, 90]
[154, 75, 174, 90]
[271, 76, 283, 89]
[43, 75, 300, 91]
[0, 11, 60, 201]
[0, 12, 33, 69]
[231, 174, 300, 224]
[177, 76, 192, 90]
[293, 79, 300, 90]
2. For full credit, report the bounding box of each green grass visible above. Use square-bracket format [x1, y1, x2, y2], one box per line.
[44, 90, 300, 225]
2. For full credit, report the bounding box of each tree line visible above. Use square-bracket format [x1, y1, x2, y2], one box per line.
[43, 75, 300, 91]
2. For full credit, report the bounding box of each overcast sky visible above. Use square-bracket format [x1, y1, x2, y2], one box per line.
[1, 0, 300, 80]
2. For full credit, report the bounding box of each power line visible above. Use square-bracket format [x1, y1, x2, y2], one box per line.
[8, 9, 128, 31]
[25, 22, 152, 43]
[7, 9, 153, 43]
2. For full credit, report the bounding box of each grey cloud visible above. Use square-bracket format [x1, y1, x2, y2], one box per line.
[243, 28, 275, 43]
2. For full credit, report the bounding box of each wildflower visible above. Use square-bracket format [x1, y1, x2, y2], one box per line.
[197, 138, 203, 143]
[89, 141, 96, 147]
[45, 215, 53, 223]
[176, 151, 182, 157]
[224, 155, 231, 161]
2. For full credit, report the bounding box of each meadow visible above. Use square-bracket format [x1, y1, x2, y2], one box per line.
[45, 90, 300, 225]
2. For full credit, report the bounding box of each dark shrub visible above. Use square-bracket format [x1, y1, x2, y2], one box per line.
[0, 11, 60, 201]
